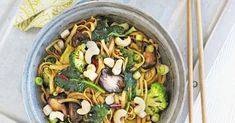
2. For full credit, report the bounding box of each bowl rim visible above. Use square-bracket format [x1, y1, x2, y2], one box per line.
[22, 1, 186, 123]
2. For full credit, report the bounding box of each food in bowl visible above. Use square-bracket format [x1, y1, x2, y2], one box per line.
[35, 16, 169, 123]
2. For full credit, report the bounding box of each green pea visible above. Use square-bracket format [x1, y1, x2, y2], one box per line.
[135, 34, 143, 41]
[53, 92, 58, 97]
[133, 54, 141, 62]
[133, 71, 141, 80]
[157, 64, 169, 75]
[35, 77, 43, 86]
[49, 118, 58, 123]
[145, 45, 154, 53]
[151, 114, 160, 122]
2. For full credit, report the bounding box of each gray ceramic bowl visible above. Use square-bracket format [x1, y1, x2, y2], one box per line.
[22, 2, 186, 123]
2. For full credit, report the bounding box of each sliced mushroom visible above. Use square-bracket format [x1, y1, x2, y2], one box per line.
[48, 98, 67, 115]
[142, 52, 156, 69]
[72, 31, 89, 47]
[99, 69, 125, 93]
[68, 103, 82, 122]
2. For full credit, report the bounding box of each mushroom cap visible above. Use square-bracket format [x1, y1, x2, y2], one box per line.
[48, 98, 67, 115]
[142, 52, 156, 69]
[68, 103, 82, 122]
[99, 68, 125, 93]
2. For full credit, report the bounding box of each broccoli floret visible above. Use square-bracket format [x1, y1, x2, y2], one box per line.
[69, 44, 86, 72]
[151, 114, 160, 122]
[146, 83, 168, 122]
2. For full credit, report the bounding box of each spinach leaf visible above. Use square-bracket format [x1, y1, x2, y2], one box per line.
[92, 19, 125, 41]
[82, 104, 110, 123]
[110, 26, 137, 37]
[60, 67, 81, 78]
[124, 72, 137, 100]
[108, 25, 126, 36]
[124, 72, 137, 111]
[54, 67, 86, 92]
[55, 77, 86, 92]
[54, 67, 105, 93]
[71, 79, 105, 93]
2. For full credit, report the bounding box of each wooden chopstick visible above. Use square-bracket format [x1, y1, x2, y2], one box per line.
[195, 0, 207, 123]
[187, 0, 194, 123]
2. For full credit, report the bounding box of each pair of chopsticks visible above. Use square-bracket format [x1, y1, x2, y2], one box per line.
[187, 0, 207, 123]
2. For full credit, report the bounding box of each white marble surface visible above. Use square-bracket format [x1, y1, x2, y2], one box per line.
[0, 0, 234, 123]
[185, 1, 235, 123]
